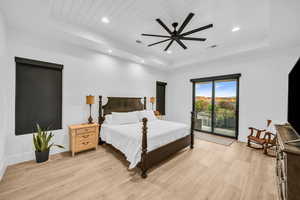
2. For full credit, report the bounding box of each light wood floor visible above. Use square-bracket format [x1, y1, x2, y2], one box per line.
[0, 140, 277, 200]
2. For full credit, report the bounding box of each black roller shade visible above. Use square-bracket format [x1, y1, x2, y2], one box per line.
[15, 57, 63, 135]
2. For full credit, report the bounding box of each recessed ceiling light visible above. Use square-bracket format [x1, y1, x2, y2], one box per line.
[108, 49, 112, 53]
[141, 60, 145, 63]
[101, 17, 110, 24]
[166, 50, 172, 54]
[232, 26, 240, 32]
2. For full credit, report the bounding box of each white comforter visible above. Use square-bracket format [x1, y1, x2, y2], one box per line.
[100, 120, 189, 169]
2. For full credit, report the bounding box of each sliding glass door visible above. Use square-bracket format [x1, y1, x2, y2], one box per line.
[194, 82, 212, 132]
[213, 79, 237, 137]
[192, 74, 240, 138]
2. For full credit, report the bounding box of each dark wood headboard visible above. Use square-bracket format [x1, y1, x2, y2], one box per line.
[98, 96, 146, 124]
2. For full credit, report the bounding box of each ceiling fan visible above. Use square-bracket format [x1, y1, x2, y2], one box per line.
[141, 13, 213, 51]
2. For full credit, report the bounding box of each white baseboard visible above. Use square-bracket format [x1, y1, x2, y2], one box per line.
[6, 151, 35, 166]
[0, 157, 7, 181]
[238, 136, 247, 142]
[6, 148, 68, 166]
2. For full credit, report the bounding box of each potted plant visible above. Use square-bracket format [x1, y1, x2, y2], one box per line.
[33, 124, 64, 163]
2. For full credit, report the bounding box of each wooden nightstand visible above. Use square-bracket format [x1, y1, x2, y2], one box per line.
[69, 123, 99, 157]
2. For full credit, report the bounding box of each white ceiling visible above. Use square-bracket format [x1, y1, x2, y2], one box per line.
[0, 0, 299, 69]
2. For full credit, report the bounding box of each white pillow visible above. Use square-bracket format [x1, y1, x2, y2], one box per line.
[111, 112, 139, 125]
[137, 110, 157, 121]
[103, 114, 113, 124]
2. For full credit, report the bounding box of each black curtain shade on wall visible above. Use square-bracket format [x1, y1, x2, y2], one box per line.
[190, 73, 241, 82]
[15, 57, 63, 135]
[156, 81, 167, 115]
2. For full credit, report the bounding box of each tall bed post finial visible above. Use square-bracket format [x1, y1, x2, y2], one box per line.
[141, 117, 148, 178]
[144, 97, 147, 110]
[99, 96, 103, 119]
[190, 111, 195, 149]
[98, 96, 105, 145]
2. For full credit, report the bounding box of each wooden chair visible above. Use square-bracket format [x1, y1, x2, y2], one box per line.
[247, 120, 272, 149]
[263, 131, 277, 157]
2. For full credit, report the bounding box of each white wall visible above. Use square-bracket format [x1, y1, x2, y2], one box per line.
[4, 28, 166, 166]
[166, 46, 300, 142]
[0, 11, 9, 180]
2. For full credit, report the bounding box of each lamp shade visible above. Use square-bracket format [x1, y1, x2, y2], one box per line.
[86, 95, 95, 105]
[150, 97, 155, 103]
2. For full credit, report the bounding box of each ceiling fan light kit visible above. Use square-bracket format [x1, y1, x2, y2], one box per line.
[142, 13, 213, 51]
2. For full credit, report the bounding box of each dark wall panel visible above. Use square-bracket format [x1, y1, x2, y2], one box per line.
[288, 58, 300, 134]
[15, 57, 63, 135]
[156, 81, 167, 115]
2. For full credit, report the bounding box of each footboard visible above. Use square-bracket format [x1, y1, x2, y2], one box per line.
[140, 112, 195, 178]
[145, 135, 191, 168]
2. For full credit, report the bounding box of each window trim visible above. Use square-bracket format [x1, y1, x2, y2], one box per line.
[191, 73, 241, 139]
[156, 81, 167, 115]
[190, 73, 241, 83]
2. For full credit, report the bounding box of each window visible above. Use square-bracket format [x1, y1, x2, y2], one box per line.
[15, 57, 63, 135]
[191, 74, 241, 139]
[156, 81, 167, 115]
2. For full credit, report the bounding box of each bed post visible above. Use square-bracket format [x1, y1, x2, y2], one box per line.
[190, 111, 195, 149]
[98, 96, 105, 145]
[99, 95, 102, 118]
[143, 97, 147, 109]
[141, 117, 148, 178]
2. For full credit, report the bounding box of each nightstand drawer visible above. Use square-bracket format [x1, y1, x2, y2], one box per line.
[76, 135, 95, 145]
[76, 127, 96, 135]
[76, 132, 96, 141]
[76, 140, 95, 152]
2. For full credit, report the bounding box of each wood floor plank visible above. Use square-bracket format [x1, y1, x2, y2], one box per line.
[0, 140, 277, 200]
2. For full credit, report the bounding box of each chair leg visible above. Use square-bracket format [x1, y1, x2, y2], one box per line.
[247, 139, 251, 147]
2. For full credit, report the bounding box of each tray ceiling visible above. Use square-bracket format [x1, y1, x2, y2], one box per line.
[1, 0, 295, 69]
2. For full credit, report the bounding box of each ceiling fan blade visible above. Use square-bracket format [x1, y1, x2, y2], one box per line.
[164, 40, 174, 51]
[141, 34, 170, 38]
[148, 39, 171, 47]
[179, 37, 206, 41]
[181, 24, 213, 36]
[175, 39, 187, 49]
[156, 19, 173, 35]
[177, 13, 194, 34]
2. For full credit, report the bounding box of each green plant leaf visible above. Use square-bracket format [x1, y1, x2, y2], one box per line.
[36, 135, 42, 150]
[34, 123, 64, 152]
[33, 134, 39, 151]
[37, 124, 42, 134]
[53, 144, 64, 149]
[46, 133, 53, 144]
[48, 143, 53, 150]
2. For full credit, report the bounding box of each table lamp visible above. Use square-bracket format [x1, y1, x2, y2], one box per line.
[86, 95, 95, 124]
[150, 97, 155, 110]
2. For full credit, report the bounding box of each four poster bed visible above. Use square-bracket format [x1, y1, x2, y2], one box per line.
[98, 96, 195, 178]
